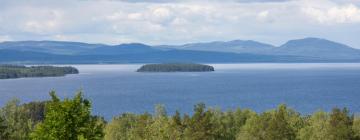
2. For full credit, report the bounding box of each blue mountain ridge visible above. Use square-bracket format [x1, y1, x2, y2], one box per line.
[0, 37, 359, 64]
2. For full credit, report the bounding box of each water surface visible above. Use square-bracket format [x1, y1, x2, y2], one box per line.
[0, 63, 360, 119]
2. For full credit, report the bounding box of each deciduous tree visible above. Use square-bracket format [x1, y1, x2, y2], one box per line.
[30, 91, 104, 140]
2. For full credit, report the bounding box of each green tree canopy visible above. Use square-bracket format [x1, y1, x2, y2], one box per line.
[328, 108, 354, 140]
[30, 91, 104, 140]
[0, 99, 35, 140]
[0, 115, 9, 140]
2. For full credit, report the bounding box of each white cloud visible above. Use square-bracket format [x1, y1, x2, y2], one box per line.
[0, 35, 12, 42]
[23, 20, 59, 34]
[0, 0, 359, 48]
[303, 3, 360, 24]
[53, 34, 70, 41]
[112, 0, 293, 3]
[127, 13, 143, 20]
[3, 7, 65, 34]
[149, 7, 174, 24]
[106, 12, 126, 21]
[257, 10, 271, 22]
[171, 17, 188, 26]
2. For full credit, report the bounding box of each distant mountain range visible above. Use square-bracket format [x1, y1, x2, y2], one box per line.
[157, 40, 275, 54]
[1, 37, 360, 64]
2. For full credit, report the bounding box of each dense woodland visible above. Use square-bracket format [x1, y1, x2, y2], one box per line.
[137, 63, 215, 72]
[0, 91, 360, 140]
[0, 65, 79, 79]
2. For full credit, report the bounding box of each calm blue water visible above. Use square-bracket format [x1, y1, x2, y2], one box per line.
[0, 63, 360, 119]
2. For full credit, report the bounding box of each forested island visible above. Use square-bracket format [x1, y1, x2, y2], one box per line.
[137, 63, 215, 72]
[0, 91, 360, 140]
[0, 65, 79, 79]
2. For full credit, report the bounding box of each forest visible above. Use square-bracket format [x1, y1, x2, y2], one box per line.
[0, 65, 79, 79]
[137, 63, 215, 72]
[0, 91, 359, 140]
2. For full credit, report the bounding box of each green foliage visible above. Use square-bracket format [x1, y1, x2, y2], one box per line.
[30, 91, 104, 140]
[327, 108, 354, 140]
[183, 103, 215, 140]
[237, 112, 268, 140]
[104, 113, 137, 140]
[298, 111, 329, 140]
[238, 104, 300, 140]
[298, 108, 355, 140]
[266, 105, 298, 140]
[21, 101, 46, 124]
[0, 115, 9, 140]
[0, 91, 359, 140]
[104, 103, 360, 140]
[0, 99, 44, 140]
[104, 103, 256, 140]
[0, 65, 78, 79]
[136, 63, 215, 72]
[353, 117, 360, 139]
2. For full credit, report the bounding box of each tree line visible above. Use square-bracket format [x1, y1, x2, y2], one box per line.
[0, 65, 79, 79]
[0, 91, 360, 140]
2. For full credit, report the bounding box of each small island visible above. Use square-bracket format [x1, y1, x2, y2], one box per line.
[0, 65, 79, 79]
[137, 63, 215, 72]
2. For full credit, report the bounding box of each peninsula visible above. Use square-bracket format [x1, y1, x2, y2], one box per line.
[0, 65, 79, 79]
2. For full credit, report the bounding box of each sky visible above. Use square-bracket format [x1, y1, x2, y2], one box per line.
[0, 0, 360, 48]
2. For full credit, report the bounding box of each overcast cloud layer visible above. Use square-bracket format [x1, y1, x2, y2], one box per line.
[0, 0, 359, 48]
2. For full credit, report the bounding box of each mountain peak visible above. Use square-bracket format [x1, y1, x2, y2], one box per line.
[275, 37, 360, 58]
[281, 37, 353, 50]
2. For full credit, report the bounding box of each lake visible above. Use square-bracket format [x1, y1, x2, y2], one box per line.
[1, 63, 360, 119]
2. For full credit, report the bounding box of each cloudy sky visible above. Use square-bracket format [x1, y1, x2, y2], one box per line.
[0, 0, 359, 48]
